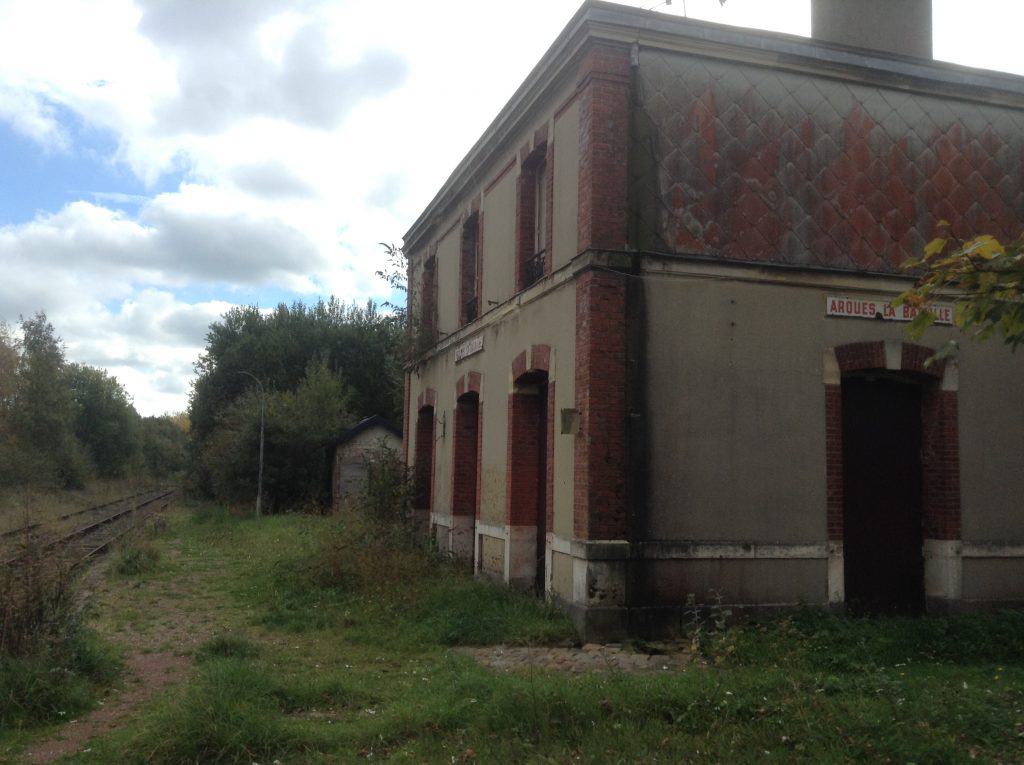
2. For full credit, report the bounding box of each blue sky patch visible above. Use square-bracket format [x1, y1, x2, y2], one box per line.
[0, 102, 185, 226]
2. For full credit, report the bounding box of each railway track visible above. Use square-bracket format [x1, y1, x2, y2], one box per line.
[1, 487, 178, 569]
[0, 490, 159, 543]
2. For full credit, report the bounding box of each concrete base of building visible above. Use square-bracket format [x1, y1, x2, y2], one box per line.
[561, 598, 1024, 642]
[553, 596, 631, 642]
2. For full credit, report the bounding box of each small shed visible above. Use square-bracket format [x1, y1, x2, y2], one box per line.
[331, 415, 402, 511]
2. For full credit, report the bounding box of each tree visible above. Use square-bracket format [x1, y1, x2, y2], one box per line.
[67, 363, 141, 479]
[199, 360, 353, 510]
[897, 228, 1024, 360]
[139, 415, 189, 479]
[8, 313, 89, 488]
[190, 298, 402, 446]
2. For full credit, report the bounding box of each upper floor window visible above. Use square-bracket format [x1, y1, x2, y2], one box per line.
[517, 144, 549, 291]
[460, 214, 480, 325]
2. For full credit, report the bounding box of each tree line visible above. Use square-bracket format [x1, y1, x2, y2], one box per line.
[0, 313, 187, 490]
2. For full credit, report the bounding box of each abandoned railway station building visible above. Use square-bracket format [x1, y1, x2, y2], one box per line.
[401, 0, 1024, 637]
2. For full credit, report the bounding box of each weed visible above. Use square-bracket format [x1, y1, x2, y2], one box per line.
[196, 633, 260, 662]
[112, 539, 161, 576]
[0, 532, 73, 656]
[685, 590, 736, 664]
[58, 510, 1024, 764]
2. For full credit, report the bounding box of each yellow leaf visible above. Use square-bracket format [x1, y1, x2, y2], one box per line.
[924, 237, 948, 258]
[963, 235, 1005, 260]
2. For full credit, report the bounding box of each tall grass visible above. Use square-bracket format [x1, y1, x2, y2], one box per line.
[0, 533, 120, 728]
[260, 508, 574, 647]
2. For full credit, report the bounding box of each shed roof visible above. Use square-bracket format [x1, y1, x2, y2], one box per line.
[334, 415, 401, 448]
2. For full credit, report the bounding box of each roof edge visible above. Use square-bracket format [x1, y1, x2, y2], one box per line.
[334, 414, 402, 447]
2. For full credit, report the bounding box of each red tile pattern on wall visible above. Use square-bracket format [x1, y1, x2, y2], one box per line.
[546, 380, 556, 534]
[835, 341, 885, 373]
[402, 374, 410, 464]
[636, 50, 1024, 271]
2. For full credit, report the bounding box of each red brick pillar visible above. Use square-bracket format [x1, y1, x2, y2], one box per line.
[576, 42, 630, 254]
[574, 269, 628, 540]
[573, 41, 631, 542]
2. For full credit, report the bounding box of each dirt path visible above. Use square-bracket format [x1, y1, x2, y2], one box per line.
[19, 652, 189, 765]
[456, 642, 692, 674]
[18, 520, 230, 765]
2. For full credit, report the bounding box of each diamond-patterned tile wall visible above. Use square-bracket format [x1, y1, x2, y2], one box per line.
[633, 50, 1024, 272]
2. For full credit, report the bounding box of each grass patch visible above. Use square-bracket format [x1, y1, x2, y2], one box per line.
[195, 633, 260, 663]
[120, 658, 296, 765]
[0, 624, 120, 731]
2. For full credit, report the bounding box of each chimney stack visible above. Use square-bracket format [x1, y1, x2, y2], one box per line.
[811, 0, 932, 59]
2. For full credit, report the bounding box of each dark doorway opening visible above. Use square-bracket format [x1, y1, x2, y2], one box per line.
[452, 392, 480, 566]
[413, 406, 435, 516]
[509, 371, 549, 594]
[842, 374, 924, 614]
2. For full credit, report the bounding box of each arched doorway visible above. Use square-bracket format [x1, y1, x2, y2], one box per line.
[825, 341, 961, 613]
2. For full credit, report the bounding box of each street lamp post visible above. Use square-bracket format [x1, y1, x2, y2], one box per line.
[238, 371, 265, 517]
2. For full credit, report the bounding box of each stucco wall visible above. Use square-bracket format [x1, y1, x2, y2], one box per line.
[482, 168, 516, 308]
[643, 264, 1024, 549]
[551, 97, 580, 272]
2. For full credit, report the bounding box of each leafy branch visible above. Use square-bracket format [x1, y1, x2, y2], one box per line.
[896, 223, 1024, 363]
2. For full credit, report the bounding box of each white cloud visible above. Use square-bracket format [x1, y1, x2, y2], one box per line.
[0, 85, 69, 150]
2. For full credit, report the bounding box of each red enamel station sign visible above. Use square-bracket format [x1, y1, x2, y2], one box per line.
[826, 295, 954, 325]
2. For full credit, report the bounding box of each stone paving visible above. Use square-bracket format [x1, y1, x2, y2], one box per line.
[455, 643, 692, 674]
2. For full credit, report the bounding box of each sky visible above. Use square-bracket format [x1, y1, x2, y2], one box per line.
[0, 0, 1020, 416]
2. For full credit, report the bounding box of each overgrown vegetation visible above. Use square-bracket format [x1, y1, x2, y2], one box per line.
[0, 313, 188, 491]
[188, 298, 404, 511]
[0, 534, 120, 731]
